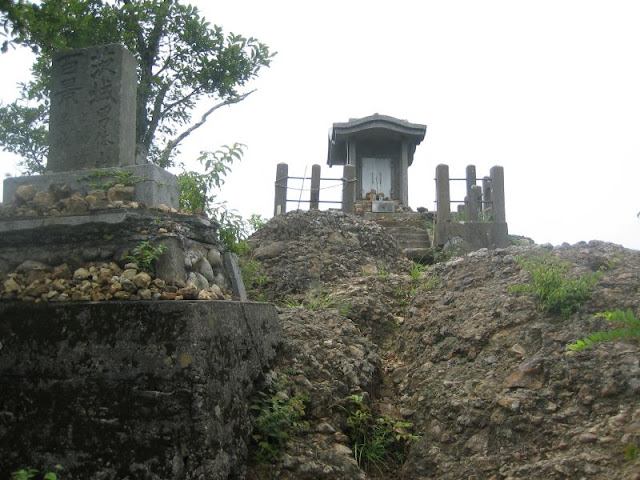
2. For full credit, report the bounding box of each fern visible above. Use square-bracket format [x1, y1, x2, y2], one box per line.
[510, 254, 601, 318]
[567, 309, 640, 351]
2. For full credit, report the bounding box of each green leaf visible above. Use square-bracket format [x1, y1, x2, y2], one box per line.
[567, 309, 640, 351]
[2, 0, 272, 172]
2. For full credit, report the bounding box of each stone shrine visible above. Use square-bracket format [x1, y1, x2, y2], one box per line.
[276, 114, 510, 258]
[327, 113, 427, 209]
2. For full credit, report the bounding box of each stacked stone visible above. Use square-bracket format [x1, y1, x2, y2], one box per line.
[0, 183, 180, 217]
[1, 259, 231, 302]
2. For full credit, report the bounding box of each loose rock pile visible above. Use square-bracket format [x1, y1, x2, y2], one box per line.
[0, 182, 236, 302]
[1, 259, 230, 303]
[247, 209, 412, 301]
[396, 241, 640, 480]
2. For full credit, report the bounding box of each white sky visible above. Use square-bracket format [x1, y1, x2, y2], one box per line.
[1, 0, 639, 250]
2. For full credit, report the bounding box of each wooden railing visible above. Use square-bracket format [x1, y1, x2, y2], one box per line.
[274, 163, 356, 216]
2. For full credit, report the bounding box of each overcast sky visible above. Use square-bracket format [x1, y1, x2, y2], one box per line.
[1, 0, 639, 250]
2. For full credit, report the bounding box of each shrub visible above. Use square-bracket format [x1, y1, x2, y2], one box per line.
[124, 241, 166, 274]
[239, 257, 271, 297]
[510, 254, 601, 318]
[178, 145, 252, 252]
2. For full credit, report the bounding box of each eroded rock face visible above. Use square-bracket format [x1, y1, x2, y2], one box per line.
[245, 211, 640, 480]
[396, 241, 640, 480]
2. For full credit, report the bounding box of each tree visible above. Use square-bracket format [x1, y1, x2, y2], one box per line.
[0, 0, 273, 173]
[1, 0, 24, 52]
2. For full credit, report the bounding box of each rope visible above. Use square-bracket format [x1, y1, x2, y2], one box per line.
[297, 165, 307, 210]
[318, 183, 342, 191]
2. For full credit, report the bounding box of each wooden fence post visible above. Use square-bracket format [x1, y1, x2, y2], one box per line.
[490, 166, 506, 223]
[274, 163, 288, 216]
[342, 164, 356, 214]
[310, 164, 320, 210]
[482, 176, 492, 217]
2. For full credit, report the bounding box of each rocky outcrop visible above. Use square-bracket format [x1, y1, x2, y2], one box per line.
[247, 209, 412, 301]
[396, 241, 640, 480]
[244, 211, 640, 480]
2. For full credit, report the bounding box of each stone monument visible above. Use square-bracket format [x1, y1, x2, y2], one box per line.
[0, 45, 276, 477]
[3, 43, 179, 208]
[49, 43, 137, 171]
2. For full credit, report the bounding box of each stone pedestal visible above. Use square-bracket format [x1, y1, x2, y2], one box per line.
[0, 210, 247, 301]
[0, 301, 283, 479]
[3, 164, 179, 209]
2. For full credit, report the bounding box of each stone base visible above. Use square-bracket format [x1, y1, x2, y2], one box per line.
[435, 221, 509, 252]
[371, 201, 395, 213]
[0, 210, 249, 300]
[3, 164, 179, 209]
[0, 301, 283, 480]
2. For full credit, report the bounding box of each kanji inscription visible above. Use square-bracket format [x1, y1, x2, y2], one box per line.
[48, 44, 137, 173]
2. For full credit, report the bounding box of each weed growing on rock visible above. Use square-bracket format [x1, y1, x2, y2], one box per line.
[338, 302, 351, 317]
[250, 378, 309, 463]
[409, 262, 426, 281]
[12, 467, 57, 480]
[281, 297, 304, 308]
[282, 291, 333, 310]
[124, 241, 166, 275]
[340, 394, 419, 474]
[75, 169, 143, 190]
[568, 309, 640, 351]
[304, 291, 333, 310]
[421, 274, 440, 291]
[240, 257, 270, 296]
[509, 254, 601, 318]
[624, 443, 640, 462]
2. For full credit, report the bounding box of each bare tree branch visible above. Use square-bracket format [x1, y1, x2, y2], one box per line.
[158, 90, 254, 167]
[160, 86, 203, 116]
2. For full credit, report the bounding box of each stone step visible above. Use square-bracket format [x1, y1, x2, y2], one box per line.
[396, 238, 431, 248]
[391, 233, 430, 243]
[386, 226, 428, 236]
[387, 232, 431, 250]
[361, 211, 433, 260]
[404, 247, 435, 263]
[365, 215, 428, 228]
[372, 219, 427, 229]
[364, 212, 426, 221]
